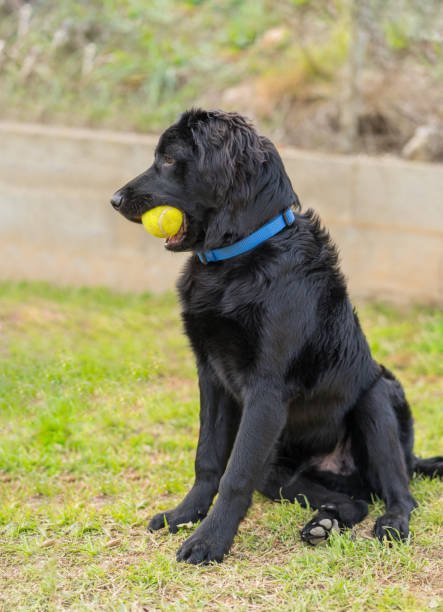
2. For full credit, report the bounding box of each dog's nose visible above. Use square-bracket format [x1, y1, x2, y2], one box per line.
[110, 191, 124, 209]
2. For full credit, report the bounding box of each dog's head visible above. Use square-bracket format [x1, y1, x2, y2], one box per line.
[110, 109, 298, 251]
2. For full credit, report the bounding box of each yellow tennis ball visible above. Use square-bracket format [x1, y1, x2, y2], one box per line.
[141, 206, 183, 238]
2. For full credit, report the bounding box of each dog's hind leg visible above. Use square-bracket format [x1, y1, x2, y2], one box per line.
[379, 368, 442, 477]
[259, 470, 369, 546]
[352, 376, 417, 542]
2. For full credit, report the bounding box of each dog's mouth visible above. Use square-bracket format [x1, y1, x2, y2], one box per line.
[165, 213, 188, 251]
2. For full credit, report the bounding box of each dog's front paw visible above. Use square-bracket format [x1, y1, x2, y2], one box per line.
[176, 526, 231, 564]
[374, 513, 410, 543]
[148, 506, 203, 534]
[148, 511, 175, 532]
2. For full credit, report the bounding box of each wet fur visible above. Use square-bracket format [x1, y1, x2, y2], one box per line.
[111, 109, 443, 564]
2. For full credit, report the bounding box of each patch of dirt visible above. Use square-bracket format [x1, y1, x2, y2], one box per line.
[217, 61, 443, 160]
[0, 303, 66, 328]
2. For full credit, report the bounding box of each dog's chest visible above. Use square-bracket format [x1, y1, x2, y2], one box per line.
[178, 263, 264, 393]
[182, 306, 258, 394]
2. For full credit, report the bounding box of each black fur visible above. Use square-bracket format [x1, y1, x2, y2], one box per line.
[111, 109, 443, 564]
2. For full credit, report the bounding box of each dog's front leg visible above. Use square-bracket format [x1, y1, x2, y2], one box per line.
[149, 363, 239, 533]
[176, 382, 286, 564]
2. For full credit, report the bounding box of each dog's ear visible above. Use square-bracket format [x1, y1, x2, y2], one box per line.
[180, 109, 298, 248]
[188, 110, 266, 206]
[184, 111, 267, 247]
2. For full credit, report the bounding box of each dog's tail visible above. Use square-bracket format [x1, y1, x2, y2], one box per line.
[413, 455, 443, 478]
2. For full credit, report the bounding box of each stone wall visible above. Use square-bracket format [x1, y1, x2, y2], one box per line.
[1, 121, 442, 303]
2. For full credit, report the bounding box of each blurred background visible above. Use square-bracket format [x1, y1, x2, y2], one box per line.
[0, 0, 442, 302]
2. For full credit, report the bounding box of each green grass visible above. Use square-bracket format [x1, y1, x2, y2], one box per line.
[0, 281, 442, 610]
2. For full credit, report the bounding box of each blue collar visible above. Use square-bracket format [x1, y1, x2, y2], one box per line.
[196, 206, 296, 264]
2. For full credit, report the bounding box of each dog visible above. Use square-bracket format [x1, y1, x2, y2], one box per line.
[111, 109, 442, 564]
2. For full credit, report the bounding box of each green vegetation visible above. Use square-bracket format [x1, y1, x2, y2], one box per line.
[0, 0, 343, 131]
[0, 281, 441, 609]
[1, 0, 441, 143]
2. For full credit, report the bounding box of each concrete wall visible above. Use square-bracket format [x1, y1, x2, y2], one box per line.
[1, 121, 442, 303]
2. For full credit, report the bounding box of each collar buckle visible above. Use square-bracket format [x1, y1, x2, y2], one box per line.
[282, 208, 295, 227]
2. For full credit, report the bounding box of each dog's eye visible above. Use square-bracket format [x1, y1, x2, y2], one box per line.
[163, 155, 175, 166]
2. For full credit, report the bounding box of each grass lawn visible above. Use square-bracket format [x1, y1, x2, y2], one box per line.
[0, 281, 442, 610]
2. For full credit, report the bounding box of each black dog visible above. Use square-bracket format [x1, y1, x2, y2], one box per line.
[111, 109, 442, 564]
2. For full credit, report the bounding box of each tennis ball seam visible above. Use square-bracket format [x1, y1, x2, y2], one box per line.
[158, 207, 170, 237]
